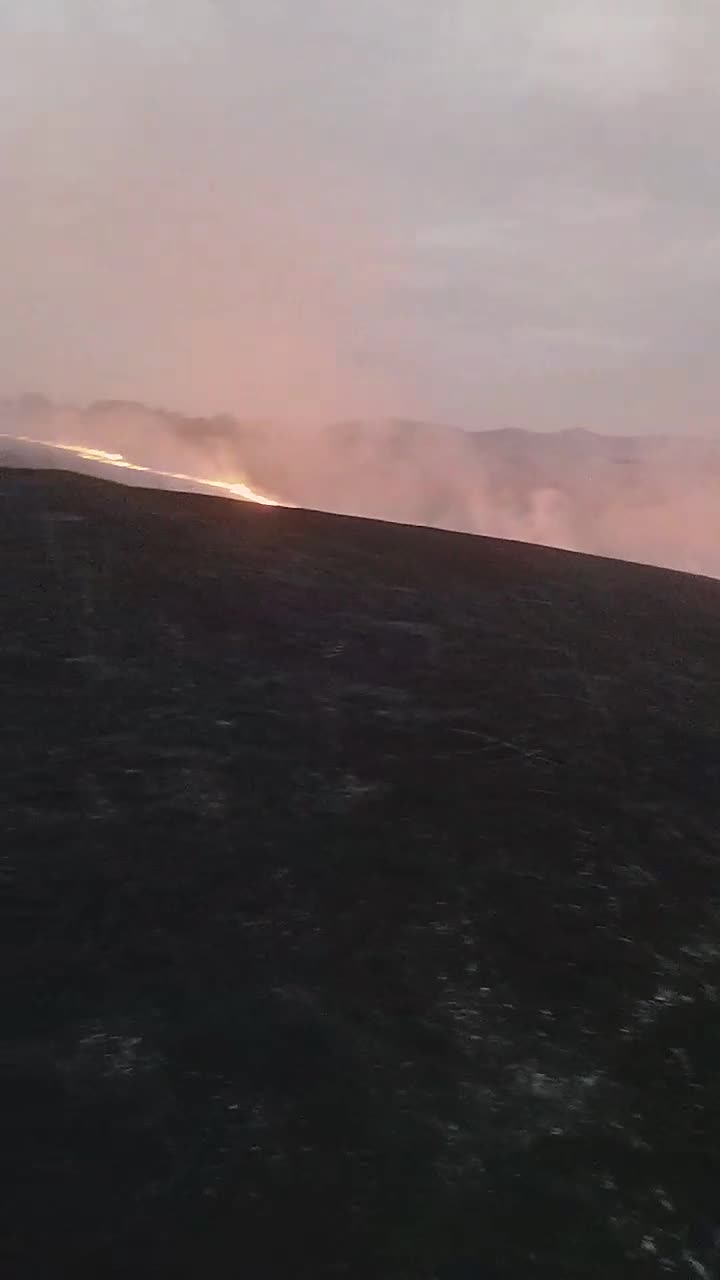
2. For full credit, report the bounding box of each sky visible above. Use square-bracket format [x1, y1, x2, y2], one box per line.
[1, 0, 718, 432]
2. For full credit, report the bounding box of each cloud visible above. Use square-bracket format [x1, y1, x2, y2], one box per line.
[1, 1, 719, 431]
[0, 2, 393, 422]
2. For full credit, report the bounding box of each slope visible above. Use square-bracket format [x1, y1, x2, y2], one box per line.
[4, 467, 720, 1279]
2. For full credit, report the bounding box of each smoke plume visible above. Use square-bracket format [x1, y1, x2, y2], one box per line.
[3, 396, 719, 579]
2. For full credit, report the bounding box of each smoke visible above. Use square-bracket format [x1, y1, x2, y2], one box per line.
[3, 396, 720, 579]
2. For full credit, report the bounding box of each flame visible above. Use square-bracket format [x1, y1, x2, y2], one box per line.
[0, 432, 282, 506]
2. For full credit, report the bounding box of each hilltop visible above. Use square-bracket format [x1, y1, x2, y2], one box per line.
[4, 467, 720, 1278]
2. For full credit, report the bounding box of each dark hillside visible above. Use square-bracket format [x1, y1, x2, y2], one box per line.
[4, 468, 720, 1278]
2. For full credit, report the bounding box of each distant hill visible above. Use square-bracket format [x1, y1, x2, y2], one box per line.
[2, 395, 720, 576]
[5, 465, 720, 1277]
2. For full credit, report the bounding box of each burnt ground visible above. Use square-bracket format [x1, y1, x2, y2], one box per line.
[3, 467, 720, 1279]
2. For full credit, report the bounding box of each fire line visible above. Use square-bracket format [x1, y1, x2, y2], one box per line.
[0, 433, 282, 507]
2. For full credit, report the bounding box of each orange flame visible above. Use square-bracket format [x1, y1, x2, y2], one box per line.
[0, 432, 282, 506]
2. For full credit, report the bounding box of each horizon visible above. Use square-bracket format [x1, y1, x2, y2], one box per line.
[4, 392, 720, 581]
[1, 390, 716, 442]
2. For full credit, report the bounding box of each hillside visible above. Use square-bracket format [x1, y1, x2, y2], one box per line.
[3, 396, 720, 577]
[4, 467, 720, 1278]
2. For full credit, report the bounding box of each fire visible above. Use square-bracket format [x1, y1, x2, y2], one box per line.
[0, 432, 282, 507]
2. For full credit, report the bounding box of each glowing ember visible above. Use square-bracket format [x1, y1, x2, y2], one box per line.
[0, 433, 281, 507]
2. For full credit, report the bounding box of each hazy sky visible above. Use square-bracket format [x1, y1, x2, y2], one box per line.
[2, 1, 718, 431]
